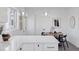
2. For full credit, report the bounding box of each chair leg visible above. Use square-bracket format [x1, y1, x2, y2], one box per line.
[65, 37, 69, 48]
[63, 42, 66, 50]
[65, 40, 69, 48]
[62, 42, 65, 50]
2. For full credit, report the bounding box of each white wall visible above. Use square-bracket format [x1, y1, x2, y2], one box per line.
[26, 15, 35, 35]
[25, 7, 69, 35]
[66, 8, 79, 48]
[35, 16, 52, 34]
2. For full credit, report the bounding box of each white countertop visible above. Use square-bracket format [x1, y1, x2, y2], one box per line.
[10, 35, 59, 43]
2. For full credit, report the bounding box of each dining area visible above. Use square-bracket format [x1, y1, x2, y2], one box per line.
[41, 31, 69, 51]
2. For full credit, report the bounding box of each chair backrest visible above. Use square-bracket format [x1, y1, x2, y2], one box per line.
[59, 35, 64, 42]
[63, 35, 67, 38]
[59, 35, 67, 42]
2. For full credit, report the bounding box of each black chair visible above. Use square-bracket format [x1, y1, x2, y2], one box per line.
[59, 35, 69, 50]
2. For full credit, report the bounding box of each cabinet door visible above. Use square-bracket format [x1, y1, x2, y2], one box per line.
[43, 43, 58, 51]
[34, 43, 44, 51]
[21, 43, 35, 51]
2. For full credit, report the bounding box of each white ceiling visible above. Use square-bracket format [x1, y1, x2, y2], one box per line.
[16, 7, 71, 16]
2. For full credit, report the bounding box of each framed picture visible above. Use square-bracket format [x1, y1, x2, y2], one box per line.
[52, 17, 61, 28]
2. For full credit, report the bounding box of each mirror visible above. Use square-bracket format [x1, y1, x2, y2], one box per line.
[70, 16, 75, 28]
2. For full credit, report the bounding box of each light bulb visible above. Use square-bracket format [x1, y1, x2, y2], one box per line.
[45, 12, 48, 16]
[22, 11, 25, 15]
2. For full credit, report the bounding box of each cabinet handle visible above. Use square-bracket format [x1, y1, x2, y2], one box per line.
[20, 48, 22, 50]
[38, 44, 39, 47]
[47, 47, 54, 48]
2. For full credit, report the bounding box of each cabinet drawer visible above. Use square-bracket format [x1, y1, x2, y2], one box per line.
[43, 43, 58, 51]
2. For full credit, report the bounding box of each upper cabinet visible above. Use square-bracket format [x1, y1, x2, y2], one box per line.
[8, 8, 17, 32]
[17, 8, 27, 32]
[0, 8, 8, 25]
[8, 8, 27, 33]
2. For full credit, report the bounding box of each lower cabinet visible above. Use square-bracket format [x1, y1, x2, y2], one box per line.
[21, 42, 58, 51]
[21, 43, 35, 51]
[34, 43, 42, 51]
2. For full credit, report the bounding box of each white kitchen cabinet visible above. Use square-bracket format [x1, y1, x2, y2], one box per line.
[34, 43, 44, 51]
[0, 42, 11, 51]
[21, 43, 35, 51]
[20, 43, 43, 51]
[34, 42, 58, 51]
[20, 42, 58, 51]
[10, 36, 59, 51]
[0, 8, 7, 23]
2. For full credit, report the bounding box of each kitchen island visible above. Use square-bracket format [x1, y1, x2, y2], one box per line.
[9, 35, 59, 51]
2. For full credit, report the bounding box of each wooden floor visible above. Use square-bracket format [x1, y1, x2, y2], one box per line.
[59, 42, 79, 51]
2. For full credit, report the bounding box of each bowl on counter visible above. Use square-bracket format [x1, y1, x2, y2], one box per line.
[2, 34, 10, 41]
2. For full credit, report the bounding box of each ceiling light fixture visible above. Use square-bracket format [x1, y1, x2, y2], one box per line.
[45, 12, 48, 16]
[22, 11, 25, 15]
